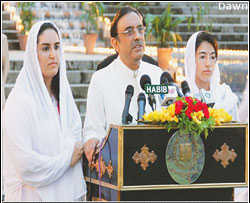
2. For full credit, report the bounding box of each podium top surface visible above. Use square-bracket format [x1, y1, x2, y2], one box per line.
[110, 122, 248, 130]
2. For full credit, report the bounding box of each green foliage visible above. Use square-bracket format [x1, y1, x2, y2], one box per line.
[145, 4, 186, 48]
[17, 2, 35, 35]
[81, 2, 105, 34]
[189, 3, 213, 32]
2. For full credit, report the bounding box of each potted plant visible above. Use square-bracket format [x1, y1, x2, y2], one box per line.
[145, 4, 186, 74]
[17, 2, 35, 50]
[188, 3, 213, 32]
[80, 2, 104, 54]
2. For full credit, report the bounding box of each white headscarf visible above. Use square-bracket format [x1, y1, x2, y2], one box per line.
[3, 21, 86, 201]
[184, 31, 239, 121]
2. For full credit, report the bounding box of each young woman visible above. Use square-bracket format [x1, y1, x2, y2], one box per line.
[184, 31, 239, 121]
[3, 21, 86, 201]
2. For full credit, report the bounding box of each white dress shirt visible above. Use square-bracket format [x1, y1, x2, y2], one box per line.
[83, 57, 163, 144]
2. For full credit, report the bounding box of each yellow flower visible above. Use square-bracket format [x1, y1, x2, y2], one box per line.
[208, 108, 232, 125]
[152, 111, 162, 122]
[143, 111, 154, 122]
[191, 111, 204, 125]
[143, 105, 179, 123]
[167, 104, 176, 116]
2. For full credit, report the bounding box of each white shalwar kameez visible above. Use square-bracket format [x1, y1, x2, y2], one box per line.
[2, 21, 86, 202]
[83, 57, 163, 144]
[185, 31, 247, 201]
[184, 31, 239, 121]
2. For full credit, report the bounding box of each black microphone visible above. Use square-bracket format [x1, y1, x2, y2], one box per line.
[137, 92, 146, 125]
[161, 72, 184, 97]
[181, 81, 192, 97]
[140, 74, 156, 111]
[122, 85, 134, 125]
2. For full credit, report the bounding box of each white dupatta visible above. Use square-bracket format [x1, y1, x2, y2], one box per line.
[184, 31, 239, 121]
[3, 21, 86, 201]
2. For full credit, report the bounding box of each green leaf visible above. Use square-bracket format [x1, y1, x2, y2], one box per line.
[146, 3, 183, 48]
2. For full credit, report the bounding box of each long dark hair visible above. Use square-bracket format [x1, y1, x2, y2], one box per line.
[37, 22, 60, 102]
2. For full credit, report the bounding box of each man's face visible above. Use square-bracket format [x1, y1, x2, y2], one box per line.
[113, 12, 146, 66]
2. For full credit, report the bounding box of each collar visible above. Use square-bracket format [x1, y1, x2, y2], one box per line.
[116, 56, 142, 79]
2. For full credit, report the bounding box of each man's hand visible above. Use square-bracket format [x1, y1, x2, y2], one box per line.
[70, 141, 84, 167]
[83, 138, 99, 165]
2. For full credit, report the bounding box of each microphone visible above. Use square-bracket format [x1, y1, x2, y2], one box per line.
[137, 92, 146, 125]
[199, 88, 215, 108]
[140, 74, 156, 111]
[161, 72, 184, 97]
[199, 89, 206, 103]
[181, 81, 192, 97]
[160, 72, 179, 106]
[122, 85, 134, 125]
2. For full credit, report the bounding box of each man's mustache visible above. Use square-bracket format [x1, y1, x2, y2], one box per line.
[132, 41, 144, 48]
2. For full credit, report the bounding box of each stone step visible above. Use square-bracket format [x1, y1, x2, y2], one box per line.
[6, 70, 95, 85]
[2, 30, 19, 40]
[2, 2, 248, 51]
[177, 23, 248, 33]
[75, 98, 87, 115]
[147, 41, 248, 50]
[80, 114, 86, 126]
[4, 87, 88, 123]
[2, 11, 11, 21]
[9, 60, 103, 71]
[3, 86, 86, 124]
[171, 32, 248, 42]
[8, 41, 20, 50]
[4, 83, 89, 105]
[104, 3, 248, 14]
[2, 20, 16, 30]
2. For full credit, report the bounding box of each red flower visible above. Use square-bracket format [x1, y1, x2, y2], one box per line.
[194, 100, 203, 112]
[175, 100, 184, 115]
[185, 96, 193, 105]
[202, 103, 209, 118]
[185, 108, 192, 119]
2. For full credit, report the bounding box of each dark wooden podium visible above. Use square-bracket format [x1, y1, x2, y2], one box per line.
[82, 123, 248, 201]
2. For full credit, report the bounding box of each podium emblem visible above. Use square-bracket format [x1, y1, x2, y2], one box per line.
[166, 131, 205, 184]
[212, 143, 237, 168]
[132, 145, 157, 171]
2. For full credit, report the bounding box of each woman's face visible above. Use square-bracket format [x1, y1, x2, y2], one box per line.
[37, 29, 60, 80]
[195, 41, 217, 85]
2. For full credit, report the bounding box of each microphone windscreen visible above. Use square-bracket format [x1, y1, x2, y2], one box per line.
[160, 72, 174, 84]
[181, 81, 191, 96]
[137, 92, 146, 102]
[125, 85, 134, 97]
[140, 75, 151, 91]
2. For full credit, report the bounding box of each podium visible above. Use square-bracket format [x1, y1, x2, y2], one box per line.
[82, 123, 248, 201]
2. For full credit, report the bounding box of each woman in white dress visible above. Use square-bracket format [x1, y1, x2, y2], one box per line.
[184, 31, 239, 121]
[2, 21, 86, 201]
[185, 31, 248, 201]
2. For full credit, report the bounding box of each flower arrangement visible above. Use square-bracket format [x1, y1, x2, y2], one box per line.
[143, 96, 232, 138]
